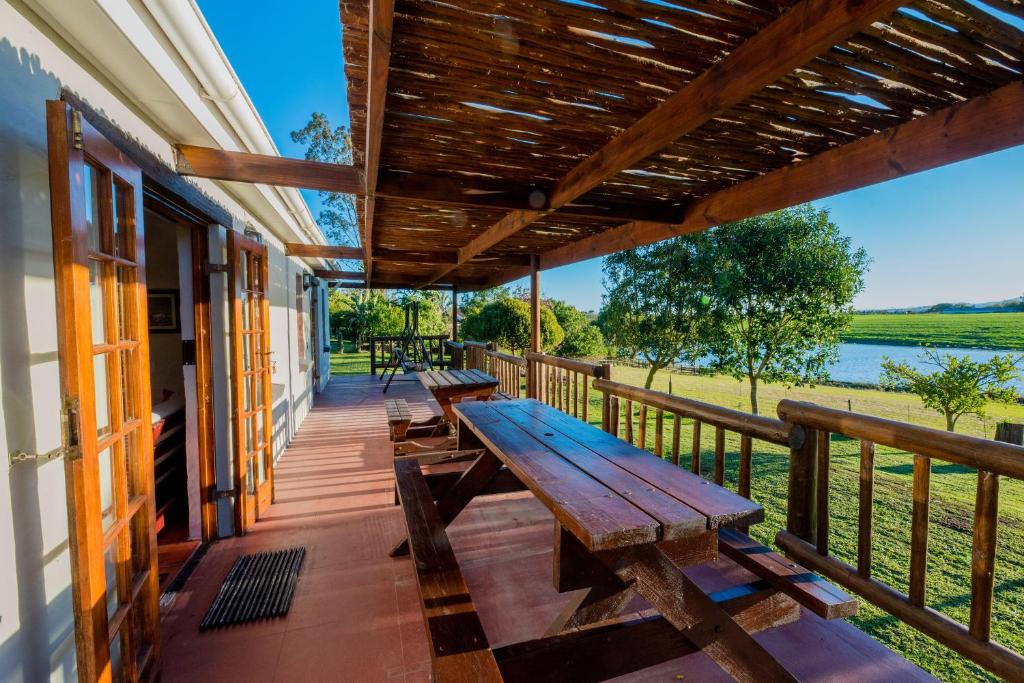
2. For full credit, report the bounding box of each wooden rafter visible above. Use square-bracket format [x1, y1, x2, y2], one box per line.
[362, 0, 396, 284]
[420, 0, 906, 286]
[538, 80, 1024, 272]
[318, 270, 486, 290]
[312, 269, 365, 280]
[284, 243, 364, 260]
[175, 144, 363, 193]
[375, 172, 684, 223]
[374, 248, 532, 267]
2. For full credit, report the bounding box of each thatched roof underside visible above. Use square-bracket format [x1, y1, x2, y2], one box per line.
[341, 0, 1024, 288]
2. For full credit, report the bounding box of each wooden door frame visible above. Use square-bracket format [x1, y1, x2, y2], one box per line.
[141, 194, 219, 542]
[47, 99, 160, 682]
[227, 231, 274, 534]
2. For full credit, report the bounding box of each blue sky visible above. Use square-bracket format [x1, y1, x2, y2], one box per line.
[198, 0, 1024, 313]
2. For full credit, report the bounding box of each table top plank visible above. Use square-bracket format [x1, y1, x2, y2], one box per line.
[492, 402, 706, 540]
[455, 401, 660, 550]
[418, 369, 499, 392]
[492, 400, 764, 529]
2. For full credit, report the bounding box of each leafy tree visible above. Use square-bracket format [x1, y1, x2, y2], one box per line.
[703, 205, 869, 414]
[459, 287, 509, 326]
[550, 299, 606, 357]
[461, 296, 563, 353]
[881, 349, 1023, 431]
[291, 113, 359, 246]
[602, 237, 717, 389]
[394, 291, 448, 336]
[330, 290, 402, 347]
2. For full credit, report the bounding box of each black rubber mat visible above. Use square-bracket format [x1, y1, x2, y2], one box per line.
[199, 547, 305, 630]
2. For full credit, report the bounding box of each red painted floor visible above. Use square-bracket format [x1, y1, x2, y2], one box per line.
[159, 374, 935, 682]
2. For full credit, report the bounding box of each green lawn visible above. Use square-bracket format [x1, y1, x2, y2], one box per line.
[330, 350, 371, 375]
[844, 312, 1024, 350]
[329, 351, 1024, 680]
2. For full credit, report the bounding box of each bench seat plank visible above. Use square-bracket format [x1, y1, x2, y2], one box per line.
[495, 400, 763, 529]
[394, 459, 503, 682]
[455, 403, 661, 550]
[718, 528, 858, 619]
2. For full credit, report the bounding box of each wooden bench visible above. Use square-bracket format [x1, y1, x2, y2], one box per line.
[385, 398, 412, 442]
[394, 459, 503, 682]
[718, 527, 857, 619]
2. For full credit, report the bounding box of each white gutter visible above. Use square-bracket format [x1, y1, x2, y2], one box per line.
[141, 0, 326, 249]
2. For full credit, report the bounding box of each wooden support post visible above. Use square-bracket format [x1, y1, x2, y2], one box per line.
[451, 285, 458, 342]
[787, 425, 817, 543]
[858, 440, 875, 578]
[530, 254, 541, 354]
[909, 454, 931, 607]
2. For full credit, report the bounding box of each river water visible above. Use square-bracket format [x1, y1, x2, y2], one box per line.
[826, 343, 1024, 392]
[690, 343, 1024, 392]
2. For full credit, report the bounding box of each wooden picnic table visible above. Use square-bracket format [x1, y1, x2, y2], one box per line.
[416, 369, 499, 424]
[392, 398, 856, 681]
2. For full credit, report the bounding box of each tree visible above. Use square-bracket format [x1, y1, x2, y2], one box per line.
[461, 296, 563, 353]
[394, 291, 448, 336]
[550, 299, 606, 357]
[703, 205, 869, 414]
[331, 290, 404, 347]
[881, 349, 1023, 431]
[602, 237, 717, 389]
[291, 113, 359, 246]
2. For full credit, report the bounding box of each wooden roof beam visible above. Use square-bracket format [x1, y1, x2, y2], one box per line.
[285, 243, 364, 260]
[362, 0, 396, 284]
[375, 172, 684, 223]
[313, 269, 365, 280]
[175, 144, 363, 193]
[331, 281, 456, 291]
[318, 271, 488, 290]
[373, 248, 532, 267]
[420, 0, 905, 286]
[539, 81, 1024, 271]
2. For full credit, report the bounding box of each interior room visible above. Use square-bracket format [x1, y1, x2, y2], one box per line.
[143, 207, 203, 590]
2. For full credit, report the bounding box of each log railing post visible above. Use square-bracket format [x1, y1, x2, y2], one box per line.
[599, 362, 612, 432]
[786, 424, 817, 543]
[370, 337, 377, 376]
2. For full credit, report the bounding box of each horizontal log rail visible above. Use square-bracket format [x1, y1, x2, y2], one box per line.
[591, 379, 798, 530]
[526, 352, 610, 425]
[777, 400, 1024, 479]
[777, 399, 1024, 681]
[594, 379, 793, 448]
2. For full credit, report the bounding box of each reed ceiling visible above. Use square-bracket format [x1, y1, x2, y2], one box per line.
[341, 0, 1024, 288]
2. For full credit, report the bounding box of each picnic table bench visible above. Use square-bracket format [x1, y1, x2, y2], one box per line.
[392, 398, 857, 682]
[417, 369, 499, 423]
[383, 369, 499, 464]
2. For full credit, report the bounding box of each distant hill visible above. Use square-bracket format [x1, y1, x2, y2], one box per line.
[858, 297, 1024, 314]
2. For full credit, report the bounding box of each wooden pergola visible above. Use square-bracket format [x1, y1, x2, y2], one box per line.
[175, 0, 1023, 299]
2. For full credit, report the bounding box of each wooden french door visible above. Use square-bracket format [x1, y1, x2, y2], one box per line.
[228, 231, 274, 533]
[46, 101, 160, 682]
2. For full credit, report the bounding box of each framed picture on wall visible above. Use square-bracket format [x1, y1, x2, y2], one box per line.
[148, 289, 180, 333]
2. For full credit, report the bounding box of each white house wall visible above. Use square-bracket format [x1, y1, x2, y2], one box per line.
[0, 2, 329, 679]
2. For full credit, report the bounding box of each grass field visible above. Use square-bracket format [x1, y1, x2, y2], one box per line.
[845, 312, 1024, 350]
[331, 351, 1024, 680]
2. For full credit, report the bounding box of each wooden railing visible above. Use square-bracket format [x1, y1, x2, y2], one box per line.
[445, 340, 464, 370]
[591, 378, 797, 530]
[487, 349, 527, 398]
[368, 334, 449, 375]
[775, 401, 1024, 680]
[527, 352, 611, 423]
[445, 341, 1024, 679]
